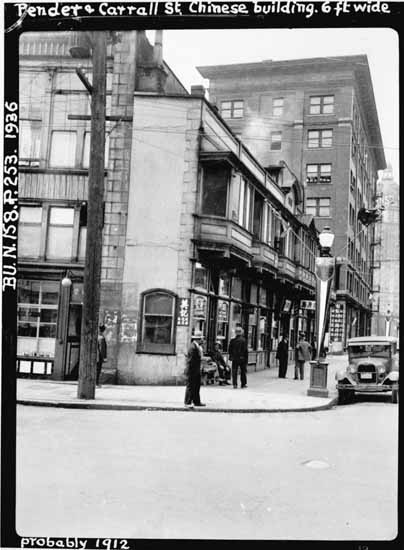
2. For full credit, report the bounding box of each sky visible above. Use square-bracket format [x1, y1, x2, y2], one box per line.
[155, 28, 399, 182]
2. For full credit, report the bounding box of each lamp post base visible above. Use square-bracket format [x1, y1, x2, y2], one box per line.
[307, 360, 329, 398]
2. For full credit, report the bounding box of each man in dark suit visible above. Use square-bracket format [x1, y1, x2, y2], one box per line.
[184, 337, 206, 408]
[96, 324, 107, 388]
[228, 324, 248, 389]
[276, 335, 289, 378]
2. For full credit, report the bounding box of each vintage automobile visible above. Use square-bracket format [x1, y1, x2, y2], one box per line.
[336, 336, 399, 404]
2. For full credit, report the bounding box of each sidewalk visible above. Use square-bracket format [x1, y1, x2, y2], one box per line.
[17, 355, 346, 413]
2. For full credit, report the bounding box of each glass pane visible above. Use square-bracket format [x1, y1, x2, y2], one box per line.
[47, 226, 73, 259]
[320, 165, 331, 174]
[78, 226, 87, 260]
[306, 199, 316, 207]
[18, 281, 40, 304]
[319, 198, 330, 206]
[233, 109, 243, 118]
[310, 105, 321, 114]
[49, 131, 77, 167]
[145, 293, 173, 315]
[307, 165, 318, 174]
[221, 102, 231, 109]
[323, 104, 334, 114]
[49, 207, 75, 225]
[231, 278, 242, 300]
[221, 109, 231, 119]
[18, 308, 40, 322]
[319, 207, 330, 217]
[39, 324, 57, 338]
[144, 316, 172, 344]
[40, 309, 58, 323]
[194, 263, 208, 289]
[310, 97, 321, 104]
[18, 225, 41, 257]
[18, 323, 38, 337]
[324, 96, 334, 104]
[202, 164, 228, 217]
[41, 282, 59, 304]
[273, 98, 283, 106]
[234, 101, 244, 109]
[250, 284, 258, 304]
[20, 206, 42, 224]
[306, 207, 316, 216]
[219, 274, 230, 296]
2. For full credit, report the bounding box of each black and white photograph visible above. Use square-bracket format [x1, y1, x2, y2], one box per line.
[1, 2, 400, 547]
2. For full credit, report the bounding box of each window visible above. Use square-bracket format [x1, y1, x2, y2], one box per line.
[18, 206, 42, 257]
[221, 100, 244, 119]
[307, 129, 333, 148]
[306, 164, 332, 184]
[272, 98, 284, 117]
[238, 178, 253, 231]
[201, 164, 229, 217]
[309, 95, 334, 115]
[46, 207, 75, 259]
[306, 197, 331, 217]
[194, 263, 208, 290]
[253, 192, 264, 239]
[139, 290, 176, 354]
[19, 120, 41, 166]
[270, 131, 282, 151]
[82, 131, 110, 169]
[17, 280, 59, 357]
[49, 131, 77, 167]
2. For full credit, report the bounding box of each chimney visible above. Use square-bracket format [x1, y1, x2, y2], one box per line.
[153, 30, 163, 66]
[190, 84, 205, 98]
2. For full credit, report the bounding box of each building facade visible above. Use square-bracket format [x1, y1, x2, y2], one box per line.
[17, 32, 319, 384]
[371, 167, 399, 338]
[198, 56, 387, 350]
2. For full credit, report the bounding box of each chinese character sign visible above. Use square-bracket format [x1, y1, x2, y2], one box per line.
[177, 298, 190, 326]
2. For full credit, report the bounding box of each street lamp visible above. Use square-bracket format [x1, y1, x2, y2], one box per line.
[307, 226, 335, 398]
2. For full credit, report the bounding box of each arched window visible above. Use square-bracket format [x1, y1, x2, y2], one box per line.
[138, 290, 177, 354]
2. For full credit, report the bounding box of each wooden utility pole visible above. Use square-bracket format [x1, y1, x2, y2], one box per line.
[77, 32, 107, 399]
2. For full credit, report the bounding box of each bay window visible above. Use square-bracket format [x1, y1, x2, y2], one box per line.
[201, 164, 229, 217]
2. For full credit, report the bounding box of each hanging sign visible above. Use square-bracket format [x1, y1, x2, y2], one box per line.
[177, 298, 190, 327]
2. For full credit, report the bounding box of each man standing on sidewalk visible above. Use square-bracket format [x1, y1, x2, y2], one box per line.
[228, 324, 248, 389]
[276, 335, 289, 378]
[294, 332, 312, 380]
[96, 324, 107, 388]
[184, 337, 206, 408]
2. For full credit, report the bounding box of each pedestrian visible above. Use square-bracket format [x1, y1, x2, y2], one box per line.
[294, 332, 312, 380]
[210, 341, 231, 385]
[228, 324, 248, 389]
[311, 336, 317, 360]
[184, 337, 206, 408]
[96, 324, 107, 387]
[276, 335, 289, 378]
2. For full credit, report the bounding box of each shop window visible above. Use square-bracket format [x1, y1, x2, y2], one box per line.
[248, 308, 257, 349]
[18, 206, 42, 257]
[194, 263, 208, 290]
[238, 178, 253, 231]
[46, 207, 75, 259]
[192, 294, 208, 339]
[231, 277, 242, 300]
[221, 100, 244, 119]
[17, 280, 59, 357]
[201, 164, 229, 217]
[218, 273, 230, 296]
[49, 131, 77, 168]
[230, 302, 242, 337]
[258, 313, 268, 351]
[250, 284, 258, 305]
[139, 290, 176, 354]
[217, 300, 229, 351]
[309, 95, 334, 115]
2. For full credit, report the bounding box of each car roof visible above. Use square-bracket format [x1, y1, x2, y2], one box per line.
[347, 336, 398, 345]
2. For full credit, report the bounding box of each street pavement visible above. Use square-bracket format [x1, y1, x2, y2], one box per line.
[17, 355, 347, 412]
[16, 392, 398, 540]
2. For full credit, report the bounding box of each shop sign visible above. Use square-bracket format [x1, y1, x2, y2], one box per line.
[193, 295, 207, 318]
[217, 300, 229, 323]
[300, 300, 315, 311]
[282, 299, 292, 313]
[177, 298, 190, 326]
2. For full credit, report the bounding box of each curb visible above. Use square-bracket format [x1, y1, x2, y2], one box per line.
[17, 396, 338, 413]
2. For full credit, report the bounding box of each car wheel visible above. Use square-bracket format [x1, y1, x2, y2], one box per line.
[392, 388, 398, 404]
[338, 390, 351, 405]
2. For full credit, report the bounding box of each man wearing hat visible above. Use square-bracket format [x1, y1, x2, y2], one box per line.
[96, 324, 107, 387]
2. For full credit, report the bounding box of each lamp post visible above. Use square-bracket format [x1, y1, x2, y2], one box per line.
[385, 308, 392, 337]
[307, 227, 335, 398]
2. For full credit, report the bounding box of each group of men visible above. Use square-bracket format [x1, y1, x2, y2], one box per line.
[276, 333, 315, 380]
[184, 324, 248, 408]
